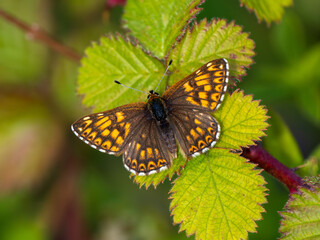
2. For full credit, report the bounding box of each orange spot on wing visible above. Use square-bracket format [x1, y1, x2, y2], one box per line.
[140, 150, 146, 160]
[198, 92, 207, 99]
[195, 74, 210, 81]
[95, 117, 109, 126]
[111, 129, 119, 139]
[94, 138, 102, 145]
[139, 163, 146, 172]
[213, 71, 224, 77]
[215, 84, 223, 92]
[100, 120, 112, 130]
[148, 161, 157, 170]
[186, 97, 199, 106]
[196, 127, 205, 135]
[190, 129, 199, 139]
[194, 119, 202, 125]
[213, 77, 224, 83]
[82, 128, 92, 136]
[116, 136, 124, 145]
[102, 140, 111, 149]
[183, 82, 193, 92]
[211, 93, 221, 101]
[200, 100, 209, 107]
[208, 65, 220, 71]
[210, 102, 217, 109]
[116, 112, 125, 122]
[204, 85, 212, 91]
[147, 148, 153, 158]
[136, 143, 141, 151]
[101, 129, 110, 136]
[157, 159, 167, 167]
[110, 146, 119, 151]
[196, 80, 209, 86]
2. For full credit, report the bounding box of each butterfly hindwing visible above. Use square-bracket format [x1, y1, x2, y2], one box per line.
[123, 118, 175, 175]
[168, 109, 220, 157]
[71, 102, 149, 155]
[162, 58, 229, 112]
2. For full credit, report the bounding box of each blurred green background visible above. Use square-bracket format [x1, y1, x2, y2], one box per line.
[0, 0, 319, 239]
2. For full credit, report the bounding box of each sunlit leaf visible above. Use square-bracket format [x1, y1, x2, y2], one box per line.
[170, 149, 267, 240]
[123, 0, 203, 58]
[168, 19, 255, 84]
[280, 186, 320, 240]
[240, 0, 293, 24]
[215, 90, 268, 150]
[78, 34, 164, 112]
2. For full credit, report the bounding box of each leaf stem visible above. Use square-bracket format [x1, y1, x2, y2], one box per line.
[241, 145, 307, 193]
[0, 8, 81, 62]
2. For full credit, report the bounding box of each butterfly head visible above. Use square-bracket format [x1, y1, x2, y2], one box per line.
[147, 90, 159, 100]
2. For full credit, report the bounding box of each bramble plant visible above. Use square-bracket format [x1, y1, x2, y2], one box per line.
[0, 0, 319, 239]
[76, 0, 319, 239]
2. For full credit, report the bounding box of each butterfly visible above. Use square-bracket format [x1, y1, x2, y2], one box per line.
[71, 58, 229, 176]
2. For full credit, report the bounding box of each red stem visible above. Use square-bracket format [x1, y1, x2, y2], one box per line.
[241, 145, 307, 193]
[0, 8, 81, 62]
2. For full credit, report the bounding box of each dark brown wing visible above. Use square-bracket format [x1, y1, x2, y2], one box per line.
[71, 102, 149, 155]
[71, 102, 174, 175]
[162, 58, 229, 112]
[168, 109, 220, 158]
[122, 118, 175, 176]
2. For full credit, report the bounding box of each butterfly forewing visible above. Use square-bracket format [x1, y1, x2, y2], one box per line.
[162, 58, 229, 112]
[71, 102, 148, 155]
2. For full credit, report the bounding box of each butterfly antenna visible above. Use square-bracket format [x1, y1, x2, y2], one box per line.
[114, 80, 149, 95]
[154, 60, 173, 92]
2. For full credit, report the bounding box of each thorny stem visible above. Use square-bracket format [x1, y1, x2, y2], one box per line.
[241, 145, 308, 193]
[0, 8, 81, 62]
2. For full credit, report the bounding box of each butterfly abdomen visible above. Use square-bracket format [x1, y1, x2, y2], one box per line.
[148, 94, 176, 158]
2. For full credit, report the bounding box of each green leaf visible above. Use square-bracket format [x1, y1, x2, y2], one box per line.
[264, 111, 304, 168]
[78, 34, 164, 112]
[280, 186, 320, 240]
[134, 91, 268, 188]
[215, 90, 268, 150]
[168, 19, 255, 84]
[123, 0, 203, 59]
[170, 149, 267, 240]
[240, 0, 293, 24]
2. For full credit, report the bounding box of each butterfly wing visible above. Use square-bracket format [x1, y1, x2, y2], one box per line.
[168, 109, 220, 157]
[162, 58, 228, 157]
[71, 102, 149, 155]
[71, 102, 173, 175]
[162, 58, 229, 112]
[122, 118, 175, 176]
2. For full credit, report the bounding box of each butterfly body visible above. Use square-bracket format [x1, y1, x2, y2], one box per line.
[72, 58, 229, 176]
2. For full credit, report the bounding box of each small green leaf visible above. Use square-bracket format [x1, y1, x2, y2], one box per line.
[123, 0, 203, 59]
[280, 186, 320, 240]
[170, 149, 267, 240]
[264, 111, 304, 168]
[240, 0, 293, 24]
[215, 90, 269, 150]
[168, 19, 255, 84]
[78, 34, 164, 112]
[134, 91, 268, 188]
